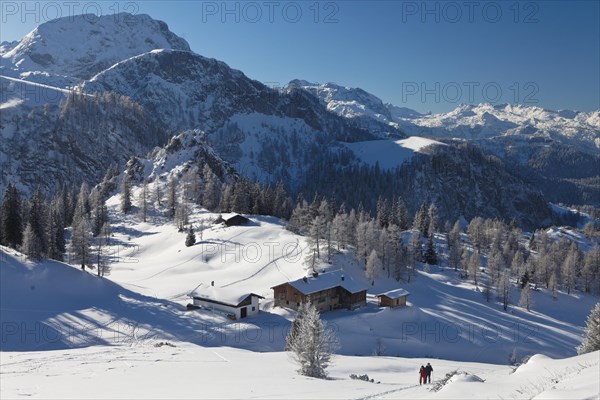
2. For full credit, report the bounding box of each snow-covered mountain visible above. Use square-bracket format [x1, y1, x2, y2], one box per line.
[293, 82, 599, 207]
[288, 80, 402, 137]
[0, 13, 189, 87]
[0, 12, 594, 225]
[293, 82, 599, 153]
[396, 103, 600, 152]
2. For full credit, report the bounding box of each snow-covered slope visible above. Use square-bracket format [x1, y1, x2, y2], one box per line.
[1, 197, 599, 397]
[2, 343, 598, 399]
[343, 136, 446, 169]
[1, 191, 592, 360]
[1, 13, 190, 87]
[0, 87, 168, 195]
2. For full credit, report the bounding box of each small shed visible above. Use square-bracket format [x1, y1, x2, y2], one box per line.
[224, 214, 250, 227]
[189, 283, 264, 319]
[377, 288, 410, 308]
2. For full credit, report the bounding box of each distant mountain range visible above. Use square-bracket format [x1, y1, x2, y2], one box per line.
[1, 13, 598, 227]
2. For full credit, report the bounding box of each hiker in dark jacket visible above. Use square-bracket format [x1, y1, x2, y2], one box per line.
[425, 362, 433, 383]
[419, 365, 427, 385]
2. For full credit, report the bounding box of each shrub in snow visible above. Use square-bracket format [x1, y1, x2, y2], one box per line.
[185, 227, 196, 247]
[577, 302, 600, 354]
[349, 374, 378, 383]
[286, 302, 338, 378]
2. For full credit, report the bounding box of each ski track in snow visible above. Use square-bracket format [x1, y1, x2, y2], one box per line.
[220, 238, 301, 288]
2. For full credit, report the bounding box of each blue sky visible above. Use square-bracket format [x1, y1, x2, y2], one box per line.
[2, 1, 598, 113]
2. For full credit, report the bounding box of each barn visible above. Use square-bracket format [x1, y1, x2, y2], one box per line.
[377, 288, 410, 308]
[224, 214, 250, 227]
[271, 270, 367, 313]
[189, 282, 264, 319]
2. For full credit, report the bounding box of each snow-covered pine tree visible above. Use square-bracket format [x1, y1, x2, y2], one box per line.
[71, 217, 92, 270]
[467, 216, 484, 251]
[423, 233, 437, 265]
[286, 301, 308, 351]
[582, 247, 599, 293]
[498, 269, 512, 311]
[73, 183, 91, 222]
[308, 215, 326, 259]
[378, 226, 391, 278]
[174, 203, 190, 231]
[154, 179, 162, 208]
[561, 242, 580, 294]
[393, 197, 409, 230]
[287, 302, 337, 378]
[331, 212, 347, 251]
[27, 188, 48, 256]
[428, 203, 439, 237]
[406, 231, 421, 282]
[138, 180, 148, 222]
[95, 231, 111, 278]
[376, 197, 389, 228]
[45, 201, 65, 261]
[166, 176, 177, 218]
[22, 223, 42, 260]
[468, 251, 480, 286]
[366, 249, 380, 283]
[577, 302, 600, 354]
[413, 202, 429, 237]
[90, 188, 108, 237]
[519, 282, 533, 311]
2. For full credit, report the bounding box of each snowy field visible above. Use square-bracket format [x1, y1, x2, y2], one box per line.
[1, 342, 598, 399]
[343, 137, 446, 169]
[1, 200, 599, 398]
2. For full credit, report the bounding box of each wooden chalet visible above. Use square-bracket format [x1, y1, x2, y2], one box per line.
[271, 270, 367, 313]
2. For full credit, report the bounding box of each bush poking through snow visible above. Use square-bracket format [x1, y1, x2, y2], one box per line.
[349, 374, 379, 383]
[154, 341, 176, 348]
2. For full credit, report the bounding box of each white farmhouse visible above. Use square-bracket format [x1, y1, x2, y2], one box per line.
[189, 282, 263, 320]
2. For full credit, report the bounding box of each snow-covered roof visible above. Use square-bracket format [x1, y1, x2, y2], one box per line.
[190, 284, 263, 307]
[278, 270, 367, 295]
[377, 288, 410, 299]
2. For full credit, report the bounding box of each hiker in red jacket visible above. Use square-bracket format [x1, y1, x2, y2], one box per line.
[419, 365, 427, 385]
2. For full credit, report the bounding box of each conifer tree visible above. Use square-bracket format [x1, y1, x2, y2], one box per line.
[1, 183, 22, 249]
[72, 217, 92, 270]
[138, 180, 148, 222]
[120, 173, 132, 214]
[287, 302, 337, 378]
[166, 176, 177, 218]
[577, 303, 600, 354]
[423, 234, 438, 265]
[22, 223, 42, 260]
[413, 202, 429, 237]
[185, 226, 196, 247]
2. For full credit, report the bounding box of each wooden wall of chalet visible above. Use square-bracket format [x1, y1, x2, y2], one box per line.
[378, 296, 407, 308]
[273, 283, 366, 312]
